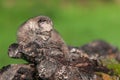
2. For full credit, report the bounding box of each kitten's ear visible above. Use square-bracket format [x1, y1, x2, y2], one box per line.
[38, 18, 47, 23]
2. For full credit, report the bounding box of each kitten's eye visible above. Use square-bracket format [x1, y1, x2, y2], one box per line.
[38, 19, 47, 23]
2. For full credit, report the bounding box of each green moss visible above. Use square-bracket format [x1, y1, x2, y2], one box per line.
[100, 58, 120, 75]
[107, 63, 120, 75]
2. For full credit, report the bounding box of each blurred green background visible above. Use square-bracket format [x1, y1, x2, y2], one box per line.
[0, 0, 120, 68]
